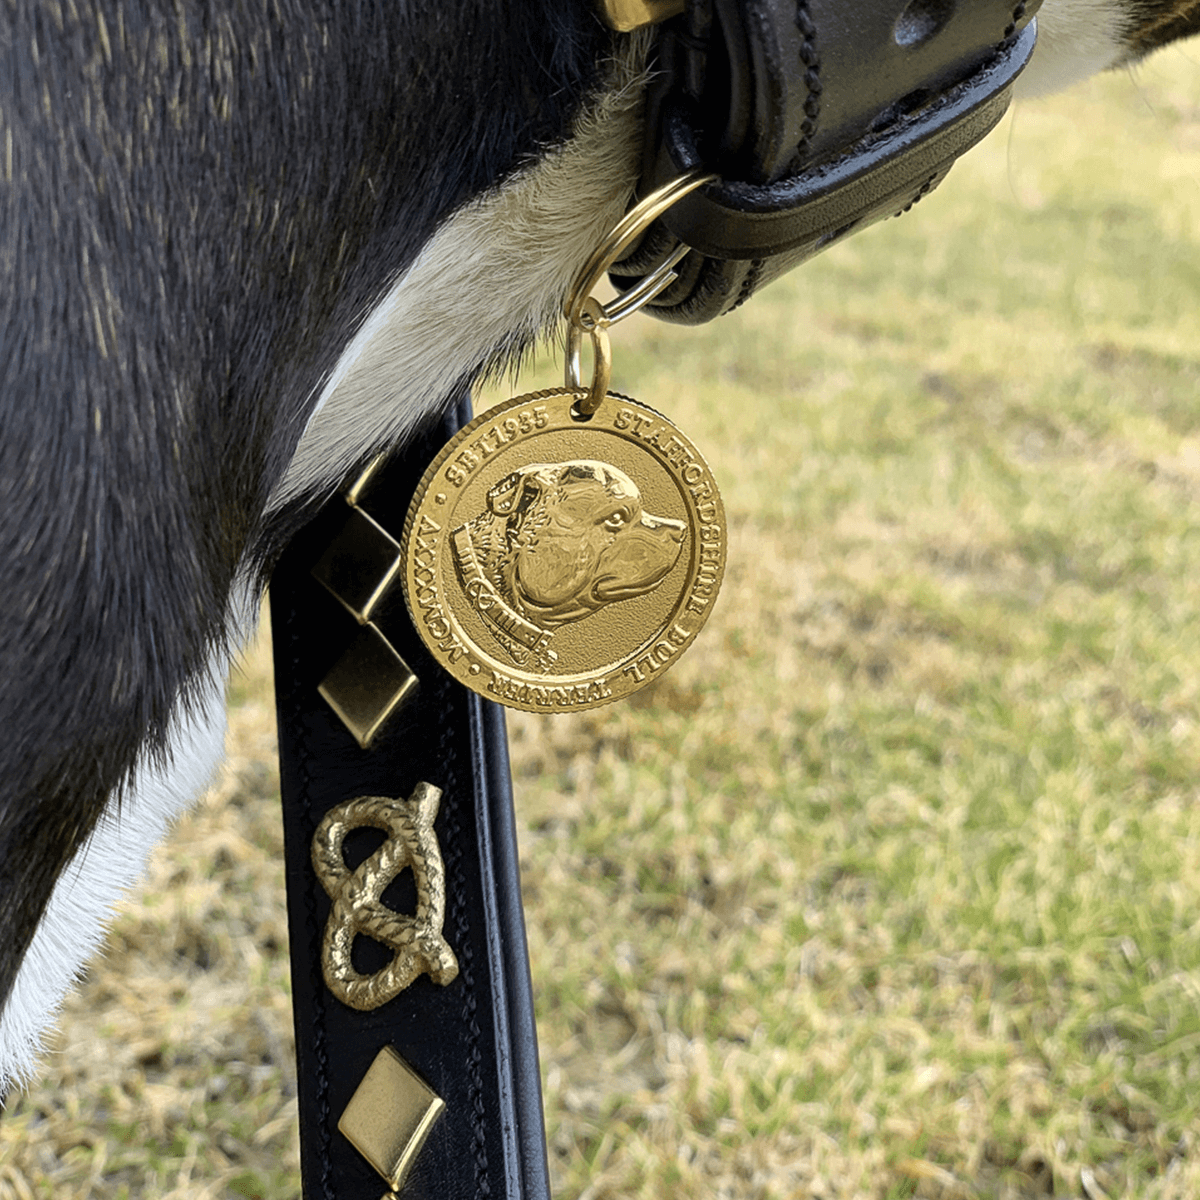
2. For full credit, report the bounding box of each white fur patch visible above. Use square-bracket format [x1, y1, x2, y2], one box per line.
[0, 659, 230, 1096]
[1017, 0, 1127, 97]
[270, 37, 651, 514]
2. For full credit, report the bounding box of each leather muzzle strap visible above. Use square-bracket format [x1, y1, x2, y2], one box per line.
[271, 397, 550, 1200]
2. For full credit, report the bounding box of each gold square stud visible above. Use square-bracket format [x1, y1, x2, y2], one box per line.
[318, 623, 419, 748]
[338, 1046, 445, 1192]
[344, 453, 389, 509]
[598, 0, 685, 31]
[312, 506, 403, 624]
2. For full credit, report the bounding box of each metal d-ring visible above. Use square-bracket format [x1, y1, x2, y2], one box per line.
[563, 171, 715, 333]
[562, 171, 715, 416]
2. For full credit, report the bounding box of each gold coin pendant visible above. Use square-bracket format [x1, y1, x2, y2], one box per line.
[400, 389, 726, 713]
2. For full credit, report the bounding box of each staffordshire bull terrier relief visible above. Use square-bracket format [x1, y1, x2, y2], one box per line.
[453, 461, 686, 657]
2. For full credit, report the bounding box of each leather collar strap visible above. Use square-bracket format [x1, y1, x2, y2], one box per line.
[611, 0, 1040, 323]
[271, 396, 551, 1200]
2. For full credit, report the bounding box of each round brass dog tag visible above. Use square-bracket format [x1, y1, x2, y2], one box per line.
[401, 389, 725, 712]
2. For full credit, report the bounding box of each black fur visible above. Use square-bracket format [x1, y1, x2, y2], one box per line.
[0, 0, 610, 1017]
[1124, 0, 1200, 56]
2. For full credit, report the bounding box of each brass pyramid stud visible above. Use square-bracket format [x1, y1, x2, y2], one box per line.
[598, 0, 685, 31]
[339, 1046, 446, 1193]
[318, 623, 419, 749]
[312, 505, 402, 625]
[344, 452, 390, 508]
[313, 457, 419, 746]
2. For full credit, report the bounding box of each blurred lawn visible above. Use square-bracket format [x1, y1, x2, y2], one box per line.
[6, 43, 1200, 1200]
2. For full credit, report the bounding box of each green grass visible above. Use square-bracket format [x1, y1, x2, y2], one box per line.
[7, 44, 1200, 1200]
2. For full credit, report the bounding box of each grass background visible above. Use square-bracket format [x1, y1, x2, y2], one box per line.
[5, 43, 1200, 1199]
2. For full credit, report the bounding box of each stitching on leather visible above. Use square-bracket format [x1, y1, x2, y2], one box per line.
[439, 695, 491, 1197]
[1004, 1, 1027, 41]
[730, 259, 765, 313]
[895, 171, 939, 218]
[283, 597, 336, 1199]
[795, 1, 821, 160]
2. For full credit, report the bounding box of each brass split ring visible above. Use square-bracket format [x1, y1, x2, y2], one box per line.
[564, 298, 612, 416]
[562, 171, 715, 415]
[564, 171, 715, 330]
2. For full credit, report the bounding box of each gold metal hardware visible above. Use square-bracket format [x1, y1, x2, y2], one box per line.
[312, 783, 458, 1010]
[399, 389, 724, 712]
[313, 506, 403, 624]
[563, 298, 613, 416]
[399, 170, 729, 709]
[345, 452, 389, 507]
[563, 170, 714, 330]
[339, 1046, 446, 1192]
[313, 457, 421, 746]
[560, 173, 713, 415]
[317, 623, 419, 749]
[598, 0, 686, 33]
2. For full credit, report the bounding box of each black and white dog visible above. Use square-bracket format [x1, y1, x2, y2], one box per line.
[0, 0, 1197, 1098]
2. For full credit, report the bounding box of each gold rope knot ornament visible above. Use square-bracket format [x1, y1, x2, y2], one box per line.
[311, 783, 459, 1010]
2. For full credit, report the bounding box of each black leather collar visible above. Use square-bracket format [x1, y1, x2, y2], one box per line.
[272, 399, 553, 1200]
[612, 0, 1039, 322]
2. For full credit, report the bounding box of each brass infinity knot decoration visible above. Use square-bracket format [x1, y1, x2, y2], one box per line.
[311, 783, 459, 1011]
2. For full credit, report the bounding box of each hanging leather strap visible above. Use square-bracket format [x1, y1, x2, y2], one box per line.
[611, 0, 1039, 322]
[271, 397, 551, 1200]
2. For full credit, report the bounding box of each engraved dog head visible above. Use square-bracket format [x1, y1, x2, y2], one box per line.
[458, 460, 685, 630]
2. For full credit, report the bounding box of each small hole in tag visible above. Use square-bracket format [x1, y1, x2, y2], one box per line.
[569, 399, 596, 422]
